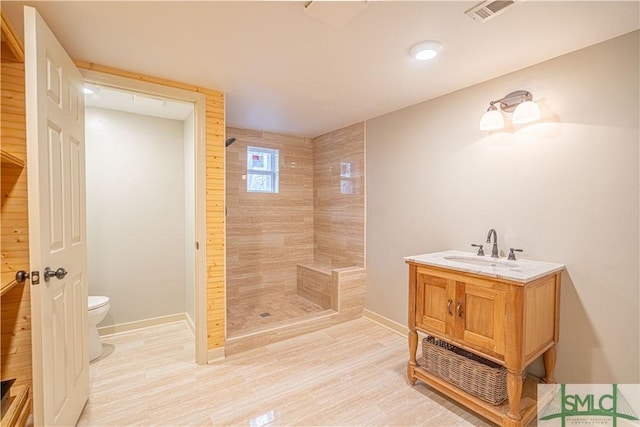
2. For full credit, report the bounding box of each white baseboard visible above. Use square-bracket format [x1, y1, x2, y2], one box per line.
[208, 347, 225, 363]
[363, 309, 408, 337]
[98, 313, 187, 337]
[185, 312, 196, 339]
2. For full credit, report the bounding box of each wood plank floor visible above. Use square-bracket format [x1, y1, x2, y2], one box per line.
[78, 318, 493, 426]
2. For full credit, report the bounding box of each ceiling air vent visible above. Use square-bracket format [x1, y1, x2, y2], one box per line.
[465, 0, 519, 23]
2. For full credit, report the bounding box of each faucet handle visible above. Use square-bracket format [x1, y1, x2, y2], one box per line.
[471, 244, 485, 256]
[508, 248, 523, 260]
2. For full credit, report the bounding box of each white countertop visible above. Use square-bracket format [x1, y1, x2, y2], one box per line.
[404, 250, 565, 283]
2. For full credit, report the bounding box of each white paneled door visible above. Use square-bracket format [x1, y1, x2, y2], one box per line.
[24, 6, 89, 426]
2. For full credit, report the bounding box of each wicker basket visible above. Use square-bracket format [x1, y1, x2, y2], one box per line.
[421, 336, 517, 405]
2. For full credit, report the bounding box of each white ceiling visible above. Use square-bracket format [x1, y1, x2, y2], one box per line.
[3, 1, 639, 137]
[84, 84, 194, 121]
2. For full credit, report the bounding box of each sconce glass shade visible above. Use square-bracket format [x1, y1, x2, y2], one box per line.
[479, 107, 504, 131]
[512, 100, 541, 124]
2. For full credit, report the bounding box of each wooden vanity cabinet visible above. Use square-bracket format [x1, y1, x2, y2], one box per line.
[407, 262, 561, 427]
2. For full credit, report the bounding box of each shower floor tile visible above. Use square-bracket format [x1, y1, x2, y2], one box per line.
[226, 291, 325, 335]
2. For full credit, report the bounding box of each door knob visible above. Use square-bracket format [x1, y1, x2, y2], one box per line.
[44, 267, 68, 282]
[15, 270, 29, 283]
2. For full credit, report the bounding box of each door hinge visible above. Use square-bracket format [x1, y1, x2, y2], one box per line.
[195, 242, 200, 250]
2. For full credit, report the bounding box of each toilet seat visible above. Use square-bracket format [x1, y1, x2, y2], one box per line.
[89, 296, 109, 311]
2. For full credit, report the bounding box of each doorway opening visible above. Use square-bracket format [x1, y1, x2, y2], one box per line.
[81, 70, 208, 364]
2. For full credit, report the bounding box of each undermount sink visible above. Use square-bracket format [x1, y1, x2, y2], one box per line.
[443, 255, 517, 269]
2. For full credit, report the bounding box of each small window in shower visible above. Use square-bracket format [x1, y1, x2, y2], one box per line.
[247, 147, 279, 193]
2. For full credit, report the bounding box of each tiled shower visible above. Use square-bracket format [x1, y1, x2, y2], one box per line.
[225, 123, 365, 338]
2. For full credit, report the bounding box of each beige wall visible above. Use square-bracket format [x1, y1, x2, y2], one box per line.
[86, 107, 187, 326]
[184, 111, 195, 326]
[365, 31, 639, 383]
[313, 123, 365, 268]
[225, 127, 314, 300]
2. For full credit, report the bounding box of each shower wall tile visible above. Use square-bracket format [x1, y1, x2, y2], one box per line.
[313, 122, 365, 268]
[226, 128, 314, 300]
[333, 267, 366, 319]
[297, 263, 333, 309]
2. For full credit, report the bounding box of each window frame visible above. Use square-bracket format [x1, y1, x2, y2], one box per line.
[246, 146, 279, 193]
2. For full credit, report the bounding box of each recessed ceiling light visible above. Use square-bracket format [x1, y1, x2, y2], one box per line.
[409, 40, 443, 61]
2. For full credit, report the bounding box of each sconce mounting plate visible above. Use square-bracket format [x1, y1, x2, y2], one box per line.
[498, 90, 532, 112]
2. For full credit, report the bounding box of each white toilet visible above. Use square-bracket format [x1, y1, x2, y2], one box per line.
[88, 296, 110, 361]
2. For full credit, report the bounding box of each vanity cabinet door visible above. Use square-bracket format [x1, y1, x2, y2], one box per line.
[415, 270, 454, 336]
[413, 267, 507, 359]
[455, 281, 506, 357]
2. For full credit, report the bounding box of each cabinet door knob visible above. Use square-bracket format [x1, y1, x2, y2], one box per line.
[456, 302, 464, 318]
[447, 299, 453, 316]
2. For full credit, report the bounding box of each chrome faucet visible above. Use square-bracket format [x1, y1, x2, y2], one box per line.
[486, 228, 499, 258]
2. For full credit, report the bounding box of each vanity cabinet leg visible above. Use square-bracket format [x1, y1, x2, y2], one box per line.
[543, 346, 557, 384]
[506, 369, 523, 422]
[408, 330, 418, 385]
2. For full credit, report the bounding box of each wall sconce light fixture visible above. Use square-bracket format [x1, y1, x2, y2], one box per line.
[479, 90, 541, 131]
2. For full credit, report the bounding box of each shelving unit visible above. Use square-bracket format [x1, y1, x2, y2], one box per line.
[0, 145, 26, 296]
[0, 276, 24, 297]
[0, 150, 25, 168]
[1, 384, 31, 427]
[1, 8, 33, 427]
[1, 8, 24, 63]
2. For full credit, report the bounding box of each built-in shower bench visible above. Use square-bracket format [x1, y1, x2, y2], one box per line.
[296, 262, 365, 313]
[296, 262, 333, 309]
